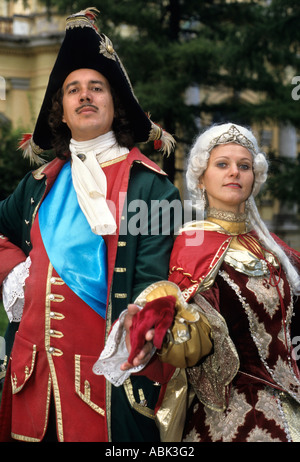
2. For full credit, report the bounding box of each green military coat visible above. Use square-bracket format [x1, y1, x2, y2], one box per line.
[0, 147, 181, 441]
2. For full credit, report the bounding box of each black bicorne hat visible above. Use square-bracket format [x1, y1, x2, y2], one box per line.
[20, 8, 175, 164]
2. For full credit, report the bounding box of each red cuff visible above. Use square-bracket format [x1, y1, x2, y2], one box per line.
[0, 237, 27, 286]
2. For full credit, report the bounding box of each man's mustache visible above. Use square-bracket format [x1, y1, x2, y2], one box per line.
[76, 103, 98, 113]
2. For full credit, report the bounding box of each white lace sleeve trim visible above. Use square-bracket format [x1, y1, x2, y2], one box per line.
[93, 308, 155, 387]
[2, 257, 31, 322]
[93, 280, 179, 387]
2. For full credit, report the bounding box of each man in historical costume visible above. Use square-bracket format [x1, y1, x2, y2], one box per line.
[0, 8, 183, 442]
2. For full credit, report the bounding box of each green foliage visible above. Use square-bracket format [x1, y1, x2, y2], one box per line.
[27, 1, 300, 194]
[41, 1, 300, 128]
[0, 121, 33, 200]
[265, 153, 300, 207]
[0, 302, 8, 337]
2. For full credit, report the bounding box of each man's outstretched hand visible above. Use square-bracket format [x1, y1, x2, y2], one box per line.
[120, 304, 155, 371]
[120, 295, 176, 371]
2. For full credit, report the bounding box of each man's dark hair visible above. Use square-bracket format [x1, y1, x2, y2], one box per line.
[48, 84, 135, 159]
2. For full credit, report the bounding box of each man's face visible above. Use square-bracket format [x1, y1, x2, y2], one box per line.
[62, 68, 115, 141]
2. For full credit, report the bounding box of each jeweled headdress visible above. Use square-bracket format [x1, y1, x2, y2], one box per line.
[207, 125, 256, 155]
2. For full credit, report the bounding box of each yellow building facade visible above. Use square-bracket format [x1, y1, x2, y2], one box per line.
[0, 0, 64, 129]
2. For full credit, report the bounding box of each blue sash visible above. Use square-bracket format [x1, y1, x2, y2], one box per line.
[38, 161, 108, 318]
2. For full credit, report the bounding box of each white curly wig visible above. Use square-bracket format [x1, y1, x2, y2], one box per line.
[186, 123, 300, 295]
[186, 123, 268, 200]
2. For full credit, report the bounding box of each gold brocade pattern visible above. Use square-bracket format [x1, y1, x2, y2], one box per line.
[180, 212, 300, 441]
[187, 294, 240, 411]
[205, 217, 279, 278]
[246, 277, 284, 319]
[206, 207, 247, 234]
[219, 270, 300, 404]
[203, 389, 252, 442]
[183, 219, 279, 294]
[187, 385, 287, 442]
[280, 392, 300, 442]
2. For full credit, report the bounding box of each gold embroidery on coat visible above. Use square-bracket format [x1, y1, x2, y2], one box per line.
[49, 311, 65, 320]
[105, 293, 113, 442]
[50, 276, 65, 286]
[11, 432, 40, 442]
[50, 329, 64, 339]
[123, 378, 155, 419]
[48, 293, 65, 302]
[11, 344, 37, 394]
[45, 263, 64, 441]
[100, 153, 128, 168]
[114, 293, 127, 299]
[74, 355, 105, 416]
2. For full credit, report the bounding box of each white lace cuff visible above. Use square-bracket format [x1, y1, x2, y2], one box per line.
[93, 308, 155, 387]
[2, 257, 31, 322]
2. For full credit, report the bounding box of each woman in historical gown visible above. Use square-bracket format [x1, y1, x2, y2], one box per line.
[166, 123, 300, 442]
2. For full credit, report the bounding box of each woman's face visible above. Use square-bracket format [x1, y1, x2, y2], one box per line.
[199, 143, 254, 214]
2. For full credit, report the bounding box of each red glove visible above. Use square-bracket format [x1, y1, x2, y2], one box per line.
[127, 295, 176, 364]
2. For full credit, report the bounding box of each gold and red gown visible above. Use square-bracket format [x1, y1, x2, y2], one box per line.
[168, 216, 300, 442]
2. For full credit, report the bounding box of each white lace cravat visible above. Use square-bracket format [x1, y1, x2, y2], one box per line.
[70, 131, 129, 235]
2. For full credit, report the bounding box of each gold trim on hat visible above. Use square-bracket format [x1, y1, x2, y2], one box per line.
[66, 8, 100, 30]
